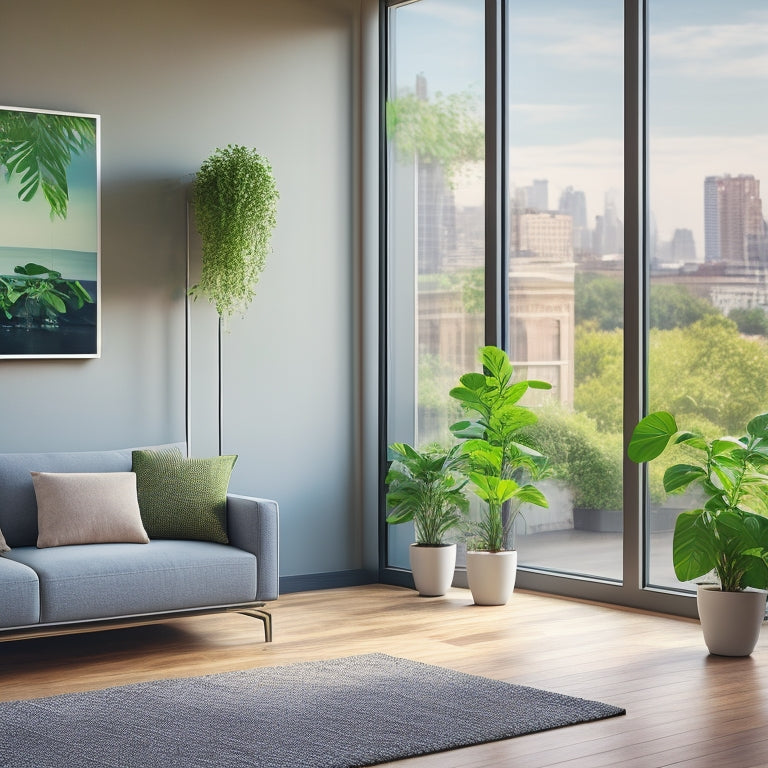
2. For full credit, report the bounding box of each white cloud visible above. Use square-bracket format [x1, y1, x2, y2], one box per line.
[405, 0, 483, 28]
[511, 15, 622, 71]
[651, 22, 768, 79]
[509, 103, 587, 124]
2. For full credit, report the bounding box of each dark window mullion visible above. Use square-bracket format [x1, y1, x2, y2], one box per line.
[622, 0, 645, 594]
[484, 0, 507, 350]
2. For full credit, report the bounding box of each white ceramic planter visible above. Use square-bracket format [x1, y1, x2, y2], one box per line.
[696, 584, 767, 657]
[465, 550, 518, 606]
[409, 543, 457, 597]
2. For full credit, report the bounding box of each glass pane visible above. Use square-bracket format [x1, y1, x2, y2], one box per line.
[386, 0, 486, 569]
[647, 1, 768, 590]
[508, 1, 624, 581]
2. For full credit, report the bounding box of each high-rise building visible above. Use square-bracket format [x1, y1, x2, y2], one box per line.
[526, 179, 549, 211]
[670, 228, 696, 263]
[703, 177, 721, 262]
[704, 174, 765, 264]
[512, 211, 573, 262]
[558, 186, 590, 254]
[593, 191, 623, 256]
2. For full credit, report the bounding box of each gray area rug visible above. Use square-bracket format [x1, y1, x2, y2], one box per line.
[0, 653, 624, 767]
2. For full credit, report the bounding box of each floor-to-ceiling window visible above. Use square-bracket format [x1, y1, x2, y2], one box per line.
[384, 0, 486, 570]
[646, 0, 768, 590]
[381, 0, 768, 615]
[507, 1, 624, 582]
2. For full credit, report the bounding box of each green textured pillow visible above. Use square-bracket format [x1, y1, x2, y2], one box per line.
[131, 448, 237, 543]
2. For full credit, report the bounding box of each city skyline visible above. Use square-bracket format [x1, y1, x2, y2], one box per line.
[393, 0, 768, 260]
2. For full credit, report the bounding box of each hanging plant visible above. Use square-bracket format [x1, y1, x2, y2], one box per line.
[190, 144, 278, 320]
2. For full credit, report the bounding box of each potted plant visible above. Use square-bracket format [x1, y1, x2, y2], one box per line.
[385, 442, 469, 596]
[191, 144, 278, 321]
[0, 263, 93, 329]
[450, 346, 551, 605]
[628, 410, 768, 656]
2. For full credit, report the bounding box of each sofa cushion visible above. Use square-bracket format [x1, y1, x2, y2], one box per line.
[0, 557, 40, 627]
[3, 540, 257, 624]
[132, 450, 236, 544]
[32, 472, 150, 548]
[0, 443, 185, 547]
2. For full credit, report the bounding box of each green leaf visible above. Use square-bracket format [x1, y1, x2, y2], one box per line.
[672, 509, 718, 583]
[741, 553, 768, 591]
[662, 464, 706, 494]
[449, 420, 485, 439]
[458, 372, 486, 391]
[710, 437, 744, 456]
[15, 263, 48, 276]
[515, 484, 548, 508]
[627, 411, 679, 463]
[385, 507, 414, 525]
[740, 511, 768, 549]
[40, 292, 67, 313]
[747, 413, 768, 439]
[469, 473, 520, 506]
[480, 345, 513, 386]
[501, 381, 530, 406]
[675, 434, 708, 451]
[449, 386, 485, 407]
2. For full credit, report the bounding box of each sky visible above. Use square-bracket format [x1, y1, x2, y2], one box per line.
[391, 0, 768, 258]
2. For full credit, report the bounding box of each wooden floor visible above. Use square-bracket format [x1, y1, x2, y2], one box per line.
[1, 584, 768, 767]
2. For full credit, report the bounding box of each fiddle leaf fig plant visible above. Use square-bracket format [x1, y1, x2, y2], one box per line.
[386, 443, 469, 546]
[191, 144, 278, 320]
[628, 411, 768, 592]
[450, 346, 551, 551]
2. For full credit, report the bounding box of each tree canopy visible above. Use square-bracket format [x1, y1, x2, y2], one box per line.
[574, 315, 768, 436]
[575, 273, 720, 332]
[386, 90, 484, 182]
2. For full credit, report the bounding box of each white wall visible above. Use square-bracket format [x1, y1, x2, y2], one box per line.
[0, 0, 376, 581]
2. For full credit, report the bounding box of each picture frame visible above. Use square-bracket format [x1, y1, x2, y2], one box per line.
[0, 105, 100, 359]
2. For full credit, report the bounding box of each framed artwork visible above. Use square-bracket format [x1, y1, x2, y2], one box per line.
[0, 105, 100, 359]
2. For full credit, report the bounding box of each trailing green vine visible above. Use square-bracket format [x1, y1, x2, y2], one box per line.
[190, 145, 278, 320]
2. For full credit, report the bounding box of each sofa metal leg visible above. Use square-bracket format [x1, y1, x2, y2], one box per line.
[229, 605, 273, 642]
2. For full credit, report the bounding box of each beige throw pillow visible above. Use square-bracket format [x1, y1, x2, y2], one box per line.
[0, 527, 9, 553]
[31, 472, 150, 548]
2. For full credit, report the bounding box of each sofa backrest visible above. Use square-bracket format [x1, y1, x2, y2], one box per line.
[0, 443, 185, 547]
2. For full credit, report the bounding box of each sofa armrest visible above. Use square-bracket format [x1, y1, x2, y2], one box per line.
[226, 494, 279, 601]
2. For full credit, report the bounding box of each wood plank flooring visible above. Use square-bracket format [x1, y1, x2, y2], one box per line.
[1, 584, 767, 767]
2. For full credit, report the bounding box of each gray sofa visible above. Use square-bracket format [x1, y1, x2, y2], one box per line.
[0, 444, 278, 643]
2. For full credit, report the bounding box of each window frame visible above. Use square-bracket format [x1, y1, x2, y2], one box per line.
[378, 0, 700, 618]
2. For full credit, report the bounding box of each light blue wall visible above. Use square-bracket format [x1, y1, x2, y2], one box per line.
[0, 0, 378, 581]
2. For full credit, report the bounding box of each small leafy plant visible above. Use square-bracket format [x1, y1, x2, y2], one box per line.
[0, 263, 93, 325]
[386, 443, 469, 546]
[450, 346, 551, 551]
[628, 411, 768, 592]
[191, 145, 278, 320]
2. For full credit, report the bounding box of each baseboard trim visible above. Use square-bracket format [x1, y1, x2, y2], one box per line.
[279, 569, 375, 594]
